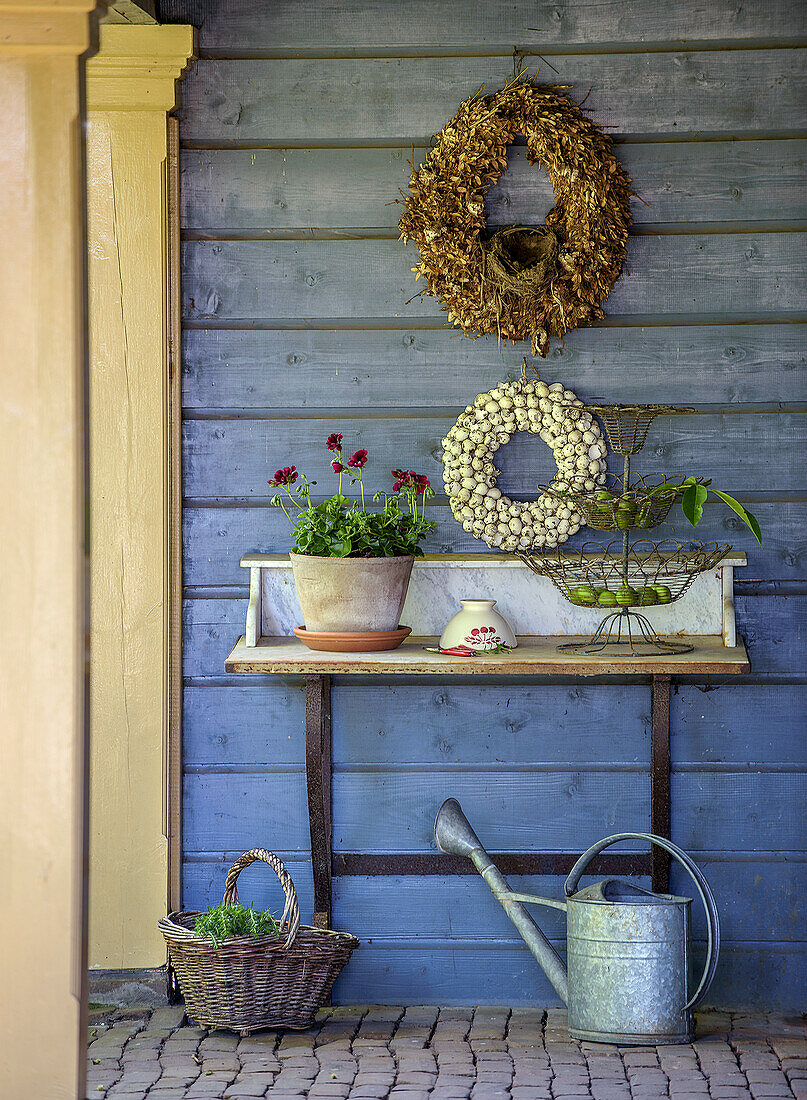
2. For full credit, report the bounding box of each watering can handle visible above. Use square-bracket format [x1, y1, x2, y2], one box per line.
[564, 832, 720, 1011]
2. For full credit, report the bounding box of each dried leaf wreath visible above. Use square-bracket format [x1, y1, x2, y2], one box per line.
[398, 73, 633, 357]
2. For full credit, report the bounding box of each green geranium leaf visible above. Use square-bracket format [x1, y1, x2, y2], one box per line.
[711, 489, 763, 545]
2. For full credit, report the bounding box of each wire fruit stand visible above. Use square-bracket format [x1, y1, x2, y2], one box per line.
[519, 404, 731, 655]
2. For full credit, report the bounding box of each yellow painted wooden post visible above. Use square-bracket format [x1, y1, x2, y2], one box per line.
[86, 23, 194, 970]
[0, 2, 101, 1095]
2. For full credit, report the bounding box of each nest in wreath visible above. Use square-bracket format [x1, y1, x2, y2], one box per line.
[482, 225, 560, 300]
[398, 72, 634, 357]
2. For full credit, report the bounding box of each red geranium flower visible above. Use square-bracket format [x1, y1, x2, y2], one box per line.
[347, 449, 368, 469]
[268, 466, 298, 487]
[411, 473, 431, 495]
[332, 461, 345, 473]
[326, 433, 343, 452]
[391, 468, 410, 492]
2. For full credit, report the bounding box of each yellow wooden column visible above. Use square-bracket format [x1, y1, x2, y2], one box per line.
[86, 23, 194, 970]
[0, 2, 101, 1095]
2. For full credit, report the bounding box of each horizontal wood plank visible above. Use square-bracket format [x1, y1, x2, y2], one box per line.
[737, 592, 807, 676]
[180, 141, 807, 230]
[161, 0, 807, 52]
[181, 765, 802, 854]
[182, 501, 807, 587]
[182, 771, 311, 853]
[182, 682, 306, 764]
[333, 942, 807, 1009]
[330, 860, 804, 943]
[181, 858, 315, 919]
[180, 324, 807, 410]
[181, 682, 807, 768]
[182, 412, 807, 498]
[672, 682, 807, 761]
[181, 234, 807, 321]
[175, 52, 807, 142]
[182, 684, 647, 766]
[179, 857, 805, 946]
[670, 772, 806, 851]
[672, 684, 807, 765]
[330, 770, 801, 852]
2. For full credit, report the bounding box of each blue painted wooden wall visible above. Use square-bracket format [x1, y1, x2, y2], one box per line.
[162, 0, 807, 1008]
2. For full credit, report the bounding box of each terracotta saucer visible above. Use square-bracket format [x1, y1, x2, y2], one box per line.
[293, 625, 412, 652]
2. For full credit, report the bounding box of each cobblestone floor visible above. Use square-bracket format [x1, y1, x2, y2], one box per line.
[86, 1006, 807, 1100]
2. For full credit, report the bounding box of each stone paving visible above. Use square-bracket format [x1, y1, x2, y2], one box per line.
[86, 1006, 807, 1100]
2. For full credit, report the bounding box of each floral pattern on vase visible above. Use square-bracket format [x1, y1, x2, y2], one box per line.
[464, 625, 506, 649]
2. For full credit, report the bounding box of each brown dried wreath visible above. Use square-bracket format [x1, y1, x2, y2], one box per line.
[398, 73, 633, 357]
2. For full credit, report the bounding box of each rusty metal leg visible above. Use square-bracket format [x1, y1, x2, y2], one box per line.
[305, 674, 332, 929]
[650, 674, 672, 893]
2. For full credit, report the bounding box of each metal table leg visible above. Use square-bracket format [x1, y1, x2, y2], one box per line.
[650, 674, 672, 893]
[305, 673, 332, 928]
[306, 673, 671, 902]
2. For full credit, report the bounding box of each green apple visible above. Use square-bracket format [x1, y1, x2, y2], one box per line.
[597, 590, 618, 608]
[616, 583, 638, 607]
[651, 583, 672, 604]
[569, 585, 596, 606]
[615, 498, 638, 529]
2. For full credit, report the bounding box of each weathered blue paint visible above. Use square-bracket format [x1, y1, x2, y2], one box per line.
[162, 0, 807, 1008]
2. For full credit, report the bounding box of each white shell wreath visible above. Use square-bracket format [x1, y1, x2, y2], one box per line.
[441, 375, 608, 551]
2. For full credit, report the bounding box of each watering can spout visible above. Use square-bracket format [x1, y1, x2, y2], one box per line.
[435, 798, 569, 1005]
[434, 797, 485, 859]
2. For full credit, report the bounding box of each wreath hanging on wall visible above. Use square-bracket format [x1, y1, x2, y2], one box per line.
[442, 370, 607, 551]
[398, 73, 633, 357]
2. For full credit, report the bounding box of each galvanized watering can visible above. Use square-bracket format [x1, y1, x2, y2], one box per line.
[435, 798, 719, 1045]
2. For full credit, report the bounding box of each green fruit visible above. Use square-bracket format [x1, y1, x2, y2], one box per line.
[597, 590, 618, 607]
[569, 585, 596, 606]
[635, 501, 652, 527]
[651, 583, 672, 604]
[616, 584, 638, 607]
[638, 587, 658, 606]
[615, 498, 638, 529]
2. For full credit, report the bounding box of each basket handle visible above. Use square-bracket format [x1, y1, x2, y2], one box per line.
[222, 848, 301, 949]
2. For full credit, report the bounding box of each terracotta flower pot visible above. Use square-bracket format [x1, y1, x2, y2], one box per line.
[289, 553, 415, 633]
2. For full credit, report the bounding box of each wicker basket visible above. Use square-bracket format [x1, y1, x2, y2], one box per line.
[159, 848, 358, 1034]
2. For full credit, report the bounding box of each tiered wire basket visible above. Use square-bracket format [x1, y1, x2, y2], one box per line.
[541, 472, 711, 532]
[519, 403, 731, 656]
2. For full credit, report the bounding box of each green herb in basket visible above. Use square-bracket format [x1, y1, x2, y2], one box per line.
[194, 902, 281, 948]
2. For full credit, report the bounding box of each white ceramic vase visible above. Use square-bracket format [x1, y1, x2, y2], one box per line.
[439, 599, 517, 650]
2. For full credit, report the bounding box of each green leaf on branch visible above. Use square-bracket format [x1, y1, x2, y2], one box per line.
[710, 490, 763, 545]
[681, 482, 708, 526]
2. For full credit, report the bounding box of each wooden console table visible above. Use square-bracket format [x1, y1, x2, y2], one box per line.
[225, 632, 750, 928]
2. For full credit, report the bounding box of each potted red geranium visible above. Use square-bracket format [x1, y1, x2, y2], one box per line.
[268, 434, 435, 651]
